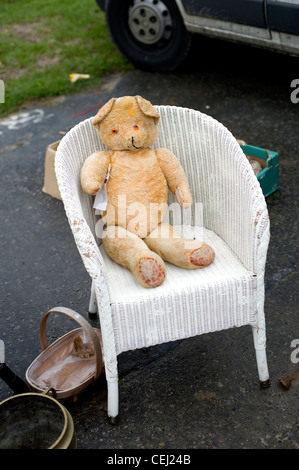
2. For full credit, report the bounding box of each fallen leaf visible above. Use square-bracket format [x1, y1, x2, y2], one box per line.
[279, 367, 299, 390]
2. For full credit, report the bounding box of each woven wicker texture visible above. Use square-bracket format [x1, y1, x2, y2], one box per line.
[55, 106, 270, 420]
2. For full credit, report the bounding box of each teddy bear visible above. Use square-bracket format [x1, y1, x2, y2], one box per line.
[80, 95, 215, 288]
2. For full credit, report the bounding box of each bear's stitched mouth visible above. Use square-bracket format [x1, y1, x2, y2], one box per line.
[131, 137, 141, 149]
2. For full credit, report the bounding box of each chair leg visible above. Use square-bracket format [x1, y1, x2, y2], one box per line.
[88, 281, 98, 318]
[107, 380, 119, 424]
[251, 326, 270, 388]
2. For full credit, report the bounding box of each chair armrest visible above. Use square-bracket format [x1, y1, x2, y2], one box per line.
[55, 124, 111, 309]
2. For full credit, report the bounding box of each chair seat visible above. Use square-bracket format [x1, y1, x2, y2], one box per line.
[99, 228, 257, 355]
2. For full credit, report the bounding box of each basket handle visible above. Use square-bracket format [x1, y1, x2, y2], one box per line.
[39, 306, 102, 381]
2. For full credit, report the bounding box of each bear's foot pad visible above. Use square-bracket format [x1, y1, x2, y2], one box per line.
[138, 257, 166, 288]
[190, 245, 215, 267]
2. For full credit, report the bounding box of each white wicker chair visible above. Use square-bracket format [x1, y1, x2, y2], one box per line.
[55, 105, 270, 423]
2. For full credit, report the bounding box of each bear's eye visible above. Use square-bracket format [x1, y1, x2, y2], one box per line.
[111, 128, 118, 134]
[133, 125, 139, 130]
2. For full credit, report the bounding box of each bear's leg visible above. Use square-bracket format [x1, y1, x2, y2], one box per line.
[102, 225, 167, 288]
[145, 223, 215, 269]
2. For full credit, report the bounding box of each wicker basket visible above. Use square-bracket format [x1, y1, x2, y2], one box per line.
[26, 307, 103, 401]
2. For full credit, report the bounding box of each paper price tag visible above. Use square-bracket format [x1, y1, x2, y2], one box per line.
[93, 164, 111, 212]
[93, 185, 108, 211]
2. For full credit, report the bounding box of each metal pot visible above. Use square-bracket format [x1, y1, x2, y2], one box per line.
[0, 391, 76, 449]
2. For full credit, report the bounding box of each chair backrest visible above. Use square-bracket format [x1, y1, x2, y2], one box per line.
[56, 106, 268, 273]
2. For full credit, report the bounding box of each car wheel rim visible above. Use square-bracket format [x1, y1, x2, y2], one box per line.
[128, 0, 173, 45]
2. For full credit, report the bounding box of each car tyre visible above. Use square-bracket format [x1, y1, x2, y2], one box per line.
[105, 0, 192, 72]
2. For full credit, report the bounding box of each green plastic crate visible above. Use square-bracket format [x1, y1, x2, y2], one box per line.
[240, 144, 279, 197]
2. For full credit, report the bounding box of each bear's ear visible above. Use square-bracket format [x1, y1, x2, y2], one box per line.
[92, 98, 116, 130]
[135, 95, 160, 124]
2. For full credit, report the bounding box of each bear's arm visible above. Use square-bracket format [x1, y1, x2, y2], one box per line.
[80, 151, 111, 195]
[155, 148, 192, 208]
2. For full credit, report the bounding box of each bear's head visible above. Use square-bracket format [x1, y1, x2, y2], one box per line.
[92, 96, 160, 151]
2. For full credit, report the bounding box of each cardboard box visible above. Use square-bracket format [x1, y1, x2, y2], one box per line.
[42, 140, 62, 200]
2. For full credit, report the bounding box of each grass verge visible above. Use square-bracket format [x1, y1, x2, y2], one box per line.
[0, 0, 133, 117]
